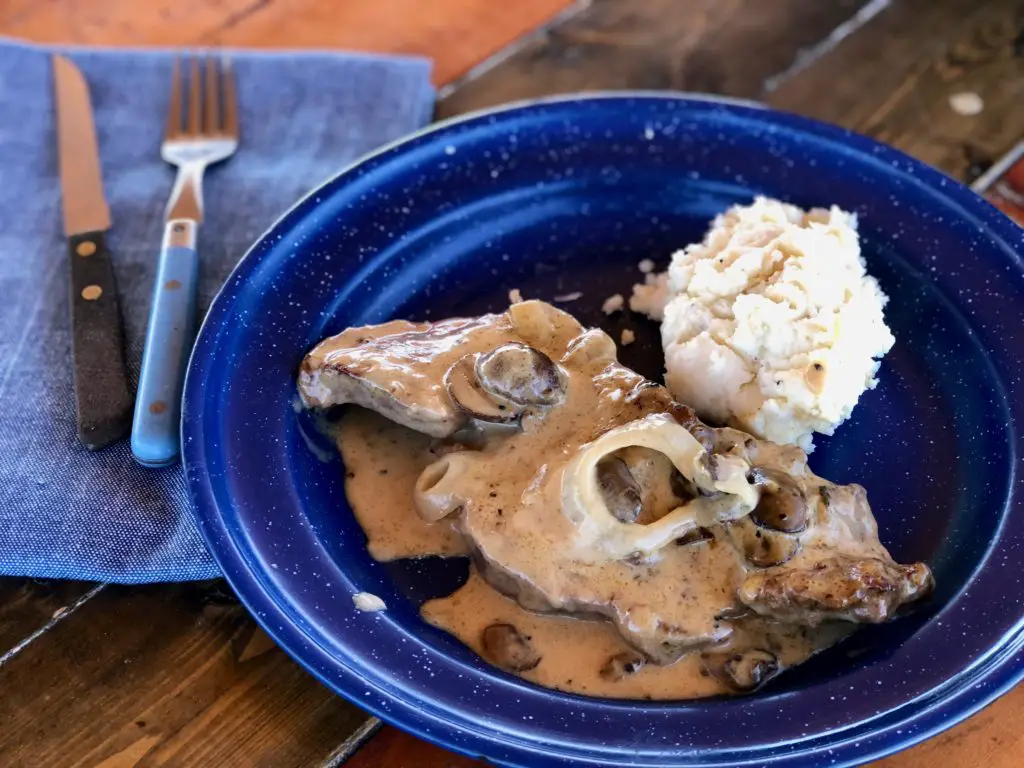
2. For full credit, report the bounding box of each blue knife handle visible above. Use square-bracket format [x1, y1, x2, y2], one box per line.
[132, 219, 199, 468]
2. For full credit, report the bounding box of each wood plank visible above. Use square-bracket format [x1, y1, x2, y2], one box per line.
[3, 0, 579, 85]
[206, 0, 585, 85]
[980, 146, 1024, 225]
[0, 581, 97, 655]
[0, 582, 368, 768]
[2, 0, 255, 47]
[437, 0, 871, 118]
[768, 0, 1024, 182]
[344, 726, 483, 768]
[0, 0, 59, 26]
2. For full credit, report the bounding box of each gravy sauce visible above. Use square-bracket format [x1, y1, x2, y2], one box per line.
[422, 572, 849, 699]
[422, 570, 724, 699]
[339, 410, 851, 699]
[337, 408, 467, 560]
[321, 302, 920, 699]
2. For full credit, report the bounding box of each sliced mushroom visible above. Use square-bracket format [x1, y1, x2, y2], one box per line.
[670, 469, 698, 503]
[742, 437, 760, 464]
[818, 485, 833, 509]
[613, 447, 691, 524]
[701, 648, 779, 691]
[675, 527, 713, 546]
[433, 425, 489, 453]
[480, 623, 542, 672]
[444, 355, 522, 424]
[714, 605, 753, 621]
[597, 456, 643, 523]
[687, 424, 718, 454]
[700, 452, 720, 482]
[624, 550, 653, 566]
[599, 651, 647, 681]
[476, 343, 564, 407]
[726, 517, 799, 568]
[748, 468, 808, 533]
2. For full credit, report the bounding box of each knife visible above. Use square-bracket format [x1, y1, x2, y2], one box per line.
[53, 55, 134, 450]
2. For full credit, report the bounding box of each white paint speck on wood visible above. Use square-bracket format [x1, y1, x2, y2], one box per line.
[949, 92, 984, 116]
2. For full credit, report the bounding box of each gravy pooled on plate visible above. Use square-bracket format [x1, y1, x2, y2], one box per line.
[301, 300, 932, 699]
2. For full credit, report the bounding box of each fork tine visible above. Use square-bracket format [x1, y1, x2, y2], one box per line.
[187, 57, 201, 135]
[221, 56, 238, 139]
[165, 57, 182, 138]
[203, 56, 219, 135]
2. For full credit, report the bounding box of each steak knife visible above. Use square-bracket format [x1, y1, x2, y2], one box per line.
[53, 55, 134, 450]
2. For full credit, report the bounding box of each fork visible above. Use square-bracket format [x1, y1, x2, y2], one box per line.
[132, 56, 239, 467]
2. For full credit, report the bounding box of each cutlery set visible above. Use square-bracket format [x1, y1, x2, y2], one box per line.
[52, 54, 238, 465]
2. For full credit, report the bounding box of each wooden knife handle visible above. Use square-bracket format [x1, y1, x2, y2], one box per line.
[68, 230, 134, 450]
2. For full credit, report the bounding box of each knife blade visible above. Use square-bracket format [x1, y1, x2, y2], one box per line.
[53, 55, 134, 450]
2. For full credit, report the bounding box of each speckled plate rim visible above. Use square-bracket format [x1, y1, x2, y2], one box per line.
[182, 92, 1024, 768]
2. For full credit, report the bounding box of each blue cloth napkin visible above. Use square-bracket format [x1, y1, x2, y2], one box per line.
[0, 39, 434, 583]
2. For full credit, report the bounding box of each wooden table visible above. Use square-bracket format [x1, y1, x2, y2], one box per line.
[2, 1, 1023, 766]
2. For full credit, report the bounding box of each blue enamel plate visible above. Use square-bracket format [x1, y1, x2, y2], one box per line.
[183, 95, 1024, 767]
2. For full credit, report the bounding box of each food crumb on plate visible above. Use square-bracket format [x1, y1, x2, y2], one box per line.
[620, 329, 636, 346]
[637, 258, 655, 274]
[508, 288, 523, 304]
[353, 592, 387, 612]
[601, 293, 624, 314]
[629, 272, 670, 320]
[554, 291, 583, 302]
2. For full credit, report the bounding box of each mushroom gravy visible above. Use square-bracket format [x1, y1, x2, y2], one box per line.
[337, 408, 467, 560]
[339, 408, 851, 699]
[306, 300, 933, 699]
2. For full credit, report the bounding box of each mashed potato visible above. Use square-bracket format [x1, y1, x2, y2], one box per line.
[631, 197, 894, 452]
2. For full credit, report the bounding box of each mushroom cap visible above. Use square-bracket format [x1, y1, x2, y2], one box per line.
[749, 468, 809, 533]
[701, 648, 779, 691]
[444, 354, 523, 424]
[476, 343, 564, 407]
[596, 455, 643, 524]
[726, 517, 800, 568]
[481, 623, 542, 672]
[600, 650, 647, 681]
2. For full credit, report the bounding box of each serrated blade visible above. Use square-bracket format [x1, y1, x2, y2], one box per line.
[53, 55, 111, 236]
